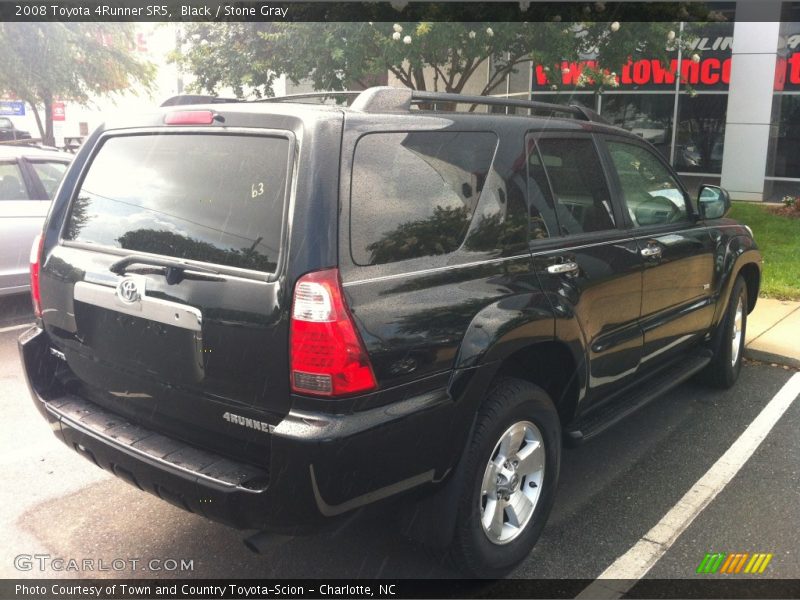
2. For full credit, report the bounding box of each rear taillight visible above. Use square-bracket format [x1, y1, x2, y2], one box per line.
[290, 268, 377, 397]
[30, 233, 44, 318]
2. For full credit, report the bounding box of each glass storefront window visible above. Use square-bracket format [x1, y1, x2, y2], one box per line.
[673, 94, 728, 174]
[764, 180, 800, 202]
[531, 93, 597, 111]
[599, 94, 675, 160]
[767, 94, 800, 179]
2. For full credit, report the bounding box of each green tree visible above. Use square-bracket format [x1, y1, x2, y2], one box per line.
[174, 4, 717, 99]
[174, 23, 279, 98]
[0, 23, 155, 146]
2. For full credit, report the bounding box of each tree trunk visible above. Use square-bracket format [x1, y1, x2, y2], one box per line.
[29, 100, 45, 142]
[412, 66, 427, 91]
[42, 90, 55, 147]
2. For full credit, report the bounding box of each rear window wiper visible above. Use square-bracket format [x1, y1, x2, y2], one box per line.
[109, 255, 221, 284]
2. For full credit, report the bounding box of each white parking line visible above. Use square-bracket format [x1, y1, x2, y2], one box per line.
[0, 323, 32, 334]
[577, 372, 800, 599]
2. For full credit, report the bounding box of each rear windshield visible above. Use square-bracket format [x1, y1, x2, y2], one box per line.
[64, 133, 290, 273]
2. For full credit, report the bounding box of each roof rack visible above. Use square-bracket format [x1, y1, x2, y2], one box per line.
[159, 86, 609, 124]
[350, 87, 608, 124]
[413, 90, 607, 123]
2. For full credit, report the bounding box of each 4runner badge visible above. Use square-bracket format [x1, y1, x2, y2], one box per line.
[223, 411, 272, 433]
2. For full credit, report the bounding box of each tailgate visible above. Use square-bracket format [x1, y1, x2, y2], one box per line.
[39, 130, 293, 465]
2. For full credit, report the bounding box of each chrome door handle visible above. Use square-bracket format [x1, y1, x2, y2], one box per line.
[640, 246, 662, 258]
[547, 261, 579, 275]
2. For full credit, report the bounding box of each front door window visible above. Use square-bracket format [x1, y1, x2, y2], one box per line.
[607, 141, 689, 227]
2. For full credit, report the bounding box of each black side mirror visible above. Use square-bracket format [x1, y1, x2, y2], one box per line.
[697, 185, 731, 220]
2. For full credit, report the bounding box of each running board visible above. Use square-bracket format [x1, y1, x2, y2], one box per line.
[564, 348, 713, 446]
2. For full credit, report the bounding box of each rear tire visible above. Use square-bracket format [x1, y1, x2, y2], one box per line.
[449, 377, 561, 578]
[702, 276, 748, 389]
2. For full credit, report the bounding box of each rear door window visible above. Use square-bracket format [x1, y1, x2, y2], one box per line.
[350, 131, 497, 266]
[64, 134, 290, 273]
[29, 161, 68, 199]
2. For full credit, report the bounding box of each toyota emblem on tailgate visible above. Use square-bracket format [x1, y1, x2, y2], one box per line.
[116, 278, 141, 303]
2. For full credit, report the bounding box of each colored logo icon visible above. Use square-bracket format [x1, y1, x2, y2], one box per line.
[697, 552, 773, 574]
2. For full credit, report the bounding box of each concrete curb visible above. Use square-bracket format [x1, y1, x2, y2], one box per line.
[744, 347, 800, 370]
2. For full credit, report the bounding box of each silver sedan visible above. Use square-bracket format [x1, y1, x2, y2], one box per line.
[0, 145, 71, 296]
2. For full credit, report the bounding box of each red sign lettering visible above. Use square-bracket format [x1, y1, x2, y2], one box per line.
[700, 58, 721, 85]
[632, 60, 651, 85]
[651, 59, 676, 84]
[789, 53, 800, 85]
[560, 60, 597, 85]
[532, 55, 742, 90]
[535, 64, 548, 86]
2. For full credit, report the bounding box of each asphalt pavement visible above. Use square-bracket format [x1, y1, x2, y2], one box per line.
[1, 299, 798, 585]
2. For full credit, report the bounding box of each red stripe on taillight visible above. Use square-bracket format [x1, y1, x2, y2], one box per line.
[290, 268, 377, 397]
[30, 233, 44, 318]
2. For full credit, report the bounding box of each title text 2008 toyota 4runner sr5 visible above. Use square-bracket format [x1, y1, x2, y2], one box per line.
[20, 87, 760, 577]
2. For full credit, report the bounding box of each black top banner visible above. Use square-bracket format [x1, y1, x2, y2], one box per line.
[0, 1, 740, 23]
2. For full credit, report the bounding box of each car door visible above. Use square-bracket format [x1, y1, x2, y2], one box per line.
[0, 157, 65, 295]
[527, 132, 644, 404]
[0, 159, 43, 294]
[599, 136, 716, 369]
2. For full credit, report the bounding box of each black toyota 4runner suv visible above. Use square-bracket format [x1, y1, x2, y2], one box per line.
[20, 87, 761, 577]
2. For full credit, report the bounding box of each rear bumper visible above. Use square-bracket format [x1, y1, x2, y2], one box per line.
[19, 326, 462, 533]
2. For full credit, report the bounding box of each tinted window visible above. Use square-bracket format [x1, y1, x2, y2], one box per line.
[534, 138, 615, 235]
[526, 138, 557, 240]
[608, 141, 689, 227]
[350, 131, 497, 266]
[0, 162, 29, 200]
[30, 161, 68, 199]
[65, 134, 290, 273]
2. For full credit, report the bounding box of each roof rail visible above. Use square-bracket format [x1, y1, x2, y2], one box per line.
[411, 90, 583, 118]
[160, 94, 241, 107]
[411, 90, 610, 124]
[344, 87, 608, 124]
[158, 87, 610, 124]
[257, 91, 361, 104]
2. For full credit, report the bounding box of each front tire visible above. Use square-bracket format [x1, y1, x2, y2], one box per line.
[702, 275, 748, 389]
[450, 378, 561, 578]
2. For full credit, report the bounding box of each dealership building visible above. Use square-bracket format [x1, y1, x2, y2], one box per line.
[389, 3, 799, 202]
